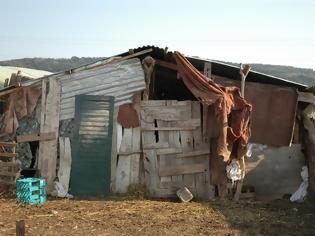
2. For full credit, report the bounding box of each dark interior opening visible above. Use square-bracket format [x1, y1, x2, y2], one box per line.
[0, 101, 4, 114]
[152, 66, 196, 101]
[20, 141, 38, 178]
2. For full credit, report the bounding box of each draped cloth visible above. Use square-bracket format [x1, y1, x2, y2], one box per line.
[2, 87, 41, 135]
[174, 52, 252, 161]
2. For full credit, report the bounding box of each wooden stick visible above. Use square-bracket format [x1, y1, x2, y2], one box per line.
[142, 127, 196, 131]
[17, 132, 56, 143]
[0, 142, 18, 146]
[203, 62, 212, 79]
[16, 220, 25, 236]
[87, 48, 153, 71]
[0, 153, 17, 157]
[234, 156, 246, 201]
[234, 64, 251, 201]
[0, 87, 18, 97]
[12, 141, 16, 159]
[240, 64, 251, 98]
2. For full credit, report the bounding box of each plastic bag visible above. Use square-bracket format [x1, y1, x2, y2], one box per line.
[226, 159, 242, 183]
[290, 166, 308, 203]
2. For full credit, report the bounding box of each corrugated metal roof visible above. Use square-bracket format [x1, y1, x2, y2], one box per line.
[119, 45, 309, 89]
[57, 58, 145, 120]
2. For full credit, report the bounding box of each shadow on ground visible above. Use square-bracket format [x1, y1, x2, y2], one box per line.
[209, 198, 315, 236]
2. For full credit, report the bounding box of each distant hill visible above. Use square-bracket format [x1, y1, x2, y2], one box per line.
[218, 61, 315, 86]
[0, 57, 104, 73]
[0, 57, 314, 86]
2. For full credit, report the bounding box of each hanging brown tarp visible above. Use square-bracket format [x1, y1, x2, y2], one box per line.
[2, 87, 41, 135]
[174, 52, 252, 162]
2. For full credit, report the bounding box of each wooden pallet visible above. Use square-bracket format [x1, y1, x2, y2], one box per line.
[0, 141, 20, 186]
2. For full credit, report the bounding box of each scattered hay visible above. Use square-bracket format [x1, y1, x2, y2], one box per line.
[0, 197, 315, 235]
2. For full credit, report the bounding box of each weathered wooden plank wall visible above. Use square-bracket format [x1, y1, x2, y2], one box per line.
[114, 127, 141, 193]
[114, 94, 141, 193]
[141, 100, 213, 200]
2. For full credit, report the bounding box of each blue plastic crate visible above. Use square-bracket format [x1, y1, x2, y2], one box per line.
[17, 188, 46, 198]
[17, 194, 46, 205]
[16, 178, 46, 190]
[16, 178, 47, 205]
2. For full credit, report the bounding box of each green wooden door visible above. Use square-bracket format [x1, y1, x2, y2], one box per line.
[70, 95, 114, 197]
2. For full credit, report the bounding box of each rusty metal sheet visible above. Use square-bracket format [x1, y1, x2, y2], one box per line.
[117, 103, 139, 128]
[216, 77, 297, 146]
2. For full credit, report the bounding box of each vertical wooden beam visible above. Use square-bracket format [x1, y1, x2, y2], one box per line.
[142, 56, 155, 100]
[150, 69, 156, 99]
[130, 93, 142, 185]
[35, 80, 47, 170]
[4, 78, 9, 87]
[203, 62, 212, 79]
[234, 63, 251, 201]
[38, 78, 60, 194]
[239, 64, 251, 98]
[111, 106, 119, 193]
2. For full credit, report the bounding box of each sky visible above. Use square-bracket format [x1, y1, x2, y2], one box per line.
[0, 0, 314, 69]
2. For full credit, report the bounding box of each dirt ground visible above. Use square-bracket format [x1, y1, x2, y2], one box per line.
[0, 196, 315, 236]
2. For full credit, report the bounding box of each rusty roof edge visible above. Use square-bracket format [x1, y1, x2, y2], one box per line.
[186, 56, 309, 88]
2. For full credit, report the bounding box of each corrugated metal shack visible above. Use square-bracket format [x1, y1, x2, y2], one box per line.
[0, 46, 314, 201]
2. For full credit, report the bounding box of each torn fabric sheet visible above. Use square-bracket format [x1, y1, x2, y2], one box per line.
[174, 52, 252, 161]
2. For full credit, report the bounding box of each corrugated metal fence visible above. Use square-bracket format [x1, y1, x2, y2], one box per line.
[57, 58, 145, 120]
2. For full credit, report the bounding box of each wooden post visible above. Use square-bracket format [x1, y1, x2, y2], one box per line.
[16, 220, 25, 236]
[38, 78, 60, 194]
[142, 56, 155, 100]
[234, 64, 251, 201]
[203, 62, 212, 80]
[239, 64, 251, 98]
